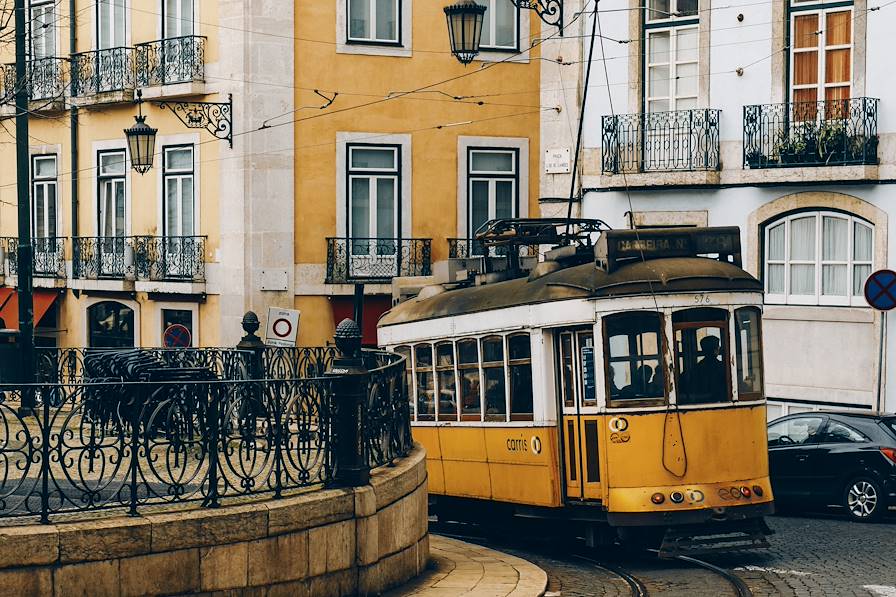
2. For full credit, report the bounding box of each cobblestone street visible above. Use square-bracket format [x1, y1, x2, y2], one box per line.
[453, 510, 896, 597]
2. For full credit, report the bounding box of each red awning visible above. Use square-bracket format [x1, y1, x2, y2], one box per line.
[0, 289, 60, 330]
[330, 295, 393, 346]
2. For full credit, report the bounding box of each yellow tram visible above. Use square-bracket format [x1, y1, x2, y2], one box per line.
[377, 221, 774, 555]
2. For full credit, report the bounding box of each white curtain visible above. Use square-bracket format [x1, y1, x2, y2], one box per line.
[789, 216, 816, 295]
[375, 0, 396, 41]
[822, 217, 848, 295]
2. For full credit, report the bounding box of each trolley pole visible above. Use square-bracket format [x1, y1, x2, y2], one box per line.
[15, 0, 36, 396]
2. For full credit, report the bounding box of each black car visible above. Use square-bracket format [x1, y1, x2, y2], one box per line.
[767, 412, 896, 521]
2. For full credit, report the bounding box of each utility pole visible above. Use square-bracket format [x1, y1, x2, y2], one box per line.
[15, 0, 36, 393]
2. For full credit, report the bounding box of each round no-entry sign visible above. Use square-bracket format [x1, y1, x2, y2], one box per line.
[163, 324, 192, 347]
[864, 269, 896, 311]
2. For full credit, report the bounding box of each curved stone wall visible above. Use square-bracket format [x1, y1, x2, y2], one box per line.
[0, 444, 428, 596]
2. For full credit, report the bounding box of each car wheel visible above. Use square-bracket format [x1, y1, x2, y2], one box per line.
[843, 477, 885, 522]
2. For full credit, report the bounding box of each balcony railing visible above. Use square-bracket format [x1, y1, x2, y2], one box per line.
[326, 238, 432, 283]
[73, 236, 207, 282]
[743, 97, 879, 169]
[71, 47, 135, 97]
[1, 58, 67, 103]
[448, 238, 539, 259]
[601, 109, 721, 174]
[135, 35, 206, 87]
[133, 235, 206, 282]
[2, 237, 66, 279]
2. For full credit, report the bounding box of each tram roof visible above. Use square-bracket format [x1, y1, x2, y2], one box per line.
[378, 257, 762, 327]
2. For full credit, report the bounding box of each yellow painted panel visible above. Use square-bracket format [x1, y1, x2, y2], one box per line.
[412, 427, 442, 459]
[609, 476, 773, 513]
[490, 463, 560, 507]
[438, 427, 488, 461]
[483, 427, 555, 466]
[426, 458, 446, 495]
[604, 406, 770, 490]
[443, 460, 492, 498]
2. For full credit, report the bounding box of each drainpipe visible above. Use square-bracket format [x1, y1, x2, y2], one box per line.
[69, 0, 79, 240]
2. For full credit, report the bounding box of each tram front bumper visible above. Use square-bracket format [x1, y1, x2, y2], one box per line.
[607, 500, 774, 527]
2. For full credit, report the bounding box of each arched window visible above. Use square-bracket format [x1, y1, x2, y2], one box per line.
[764, 211, 873, 306]
[87, 301, 134, 347]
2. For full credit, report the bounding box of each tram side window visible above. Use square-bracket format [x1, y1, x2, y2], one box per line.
[414, 344, 435, 421]
[604, 312, 666, 403]
[673, 308, 731, 405]
[458, 339, 482, 420]
[508, 333, 533, 421]
[395, 346, 413, 417]
[481, 336, 507, 421]
[559, 332, 575, 408]
[436, 342, 458, 421]
[734, 307, 764, 401]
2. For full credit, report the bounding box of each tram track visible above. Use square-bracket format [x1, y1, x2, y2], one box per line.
[429, 519, 754, 597]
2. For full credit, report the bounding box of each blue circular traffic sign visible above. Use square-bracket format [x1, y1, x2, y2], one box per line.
[864, 269, 896, 311]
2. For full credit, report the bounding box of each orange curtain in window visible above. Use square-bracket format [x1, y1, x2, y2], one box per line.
[824, 11, 852, 103]
[0, 290, 59, 330]
[793, 14, 819, 106]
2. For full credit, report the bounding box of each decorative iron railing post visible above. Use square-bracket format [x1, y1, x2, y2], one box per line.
[326, 319, 370, 487]
[128, 384, 143, 516]
[204, 381, 221, 507]
[39, 383, 52, 524]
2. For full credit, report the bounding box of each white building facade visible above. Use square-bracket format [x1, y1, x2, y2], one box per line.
[540, 0, 896, 416]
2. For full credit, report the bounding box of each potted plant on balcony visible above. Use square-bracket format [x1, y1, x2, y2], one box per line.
[817, 121, 849, 165]
[846, 133, 879, 165]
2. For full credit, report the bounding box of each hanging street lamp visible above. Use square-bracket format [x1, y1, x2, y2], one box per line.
[124, 90, 158, 174]
[444, 0, 487, 65]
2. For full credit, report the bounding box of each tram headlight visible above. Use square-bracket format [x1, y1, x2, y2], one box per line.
[740, 486, 752, 498]
[752, 485, 764, 497]
[670, 491, 685, 504]
[730, 487, 742, 498]
[651, 493, 665, 505]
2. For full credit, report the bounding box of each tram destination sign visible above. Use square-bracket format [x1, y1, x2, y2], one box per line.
[864, 269, 896, 311]
[597, 227, 742, 272]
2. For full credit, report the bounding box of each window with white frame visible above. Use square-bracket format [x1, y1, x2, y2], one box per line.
[468, 148, 517, 249]
[30, 0, 56, 58]
[32, 155, 57, 239]
[644, 0, 699, 113]
[790, 3, 852, 107]
[163, 0, 194, 38]
[347, 144, 399, 255]
[764, 211, 873, 306]
[163, 146, 195, 238]
[97, 0, 126, 49]
[98, 150, 127, 238]
[348, 0, 399, 44]
[480, 0, 519, 51]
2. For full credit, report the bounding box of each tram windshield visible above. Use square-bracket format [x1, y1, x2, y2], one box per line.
[673, 308, 731, 405]
[604, 312, 667, 403]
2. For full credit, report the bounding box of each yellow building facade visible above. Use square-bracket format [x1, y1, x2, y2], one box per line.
[293, 0, 543, 346]
[0, 0, 542, 349]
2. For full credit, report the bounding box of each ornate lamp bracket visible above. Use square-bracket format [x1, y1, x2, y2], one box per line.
[153, 94, 233, 148]
[511, 0, 563, 34]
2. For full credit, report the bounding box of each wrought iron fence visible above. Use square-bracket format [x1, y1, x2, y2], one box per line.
[71, 47, 135, 97]
[133, 236, 206, 282]
[3, 237, 66, 278]
[1, 343, 411, 523]
[601, 109, 721, 174]
[325, 237, 432, 283]
[447, 238, 540, 259]
[72, 236, 135, 280]
[135, 36, 206, 87]
[743, 97, 879, 168]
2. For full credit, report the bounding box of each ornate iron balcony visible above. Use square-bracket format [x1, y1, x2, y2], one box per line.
[2, 237, 66, 279]
[601, 109, 721, 174]
[326, 238, 432, 283]
[135, 36, 206, 87]
[743, 97, 879, 169]
[72, 236, 135, 280]
[0, 58, 67, 103]
[71, 47, 135, 97]
[133, 235, 206, 282]
[448, 238, 539, 259]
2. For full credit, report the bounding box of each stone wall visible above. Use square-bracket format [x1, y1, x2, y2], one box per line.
[0, 444, 428, 596]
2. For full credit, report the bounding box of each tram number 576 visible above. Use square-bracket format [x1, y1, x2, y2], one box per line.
[693, 293, 714, 305]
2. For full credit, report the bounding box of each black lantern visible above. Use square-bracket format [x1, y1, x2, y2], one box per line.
[124, 90, 158, 174]
[444, 0, 486, 65]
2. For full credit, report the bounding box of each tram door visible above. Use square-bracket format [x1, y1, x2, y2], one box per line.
[557, 328, 603, 502]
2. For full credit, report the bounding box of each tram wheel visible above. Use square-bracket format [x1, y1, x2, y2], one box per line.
[843, 476, 885, 522]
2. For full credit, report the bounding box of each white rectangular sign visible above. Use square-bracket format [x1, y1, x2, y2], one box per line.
[265, 307, 300, 347]
[545, 147, 571, 174]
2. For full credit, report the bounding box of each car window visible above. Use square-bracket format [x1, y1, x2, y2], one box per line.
[885, 419, 896, 439]
[820, 420, 867, 444]
[768, 416, 825, 447]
